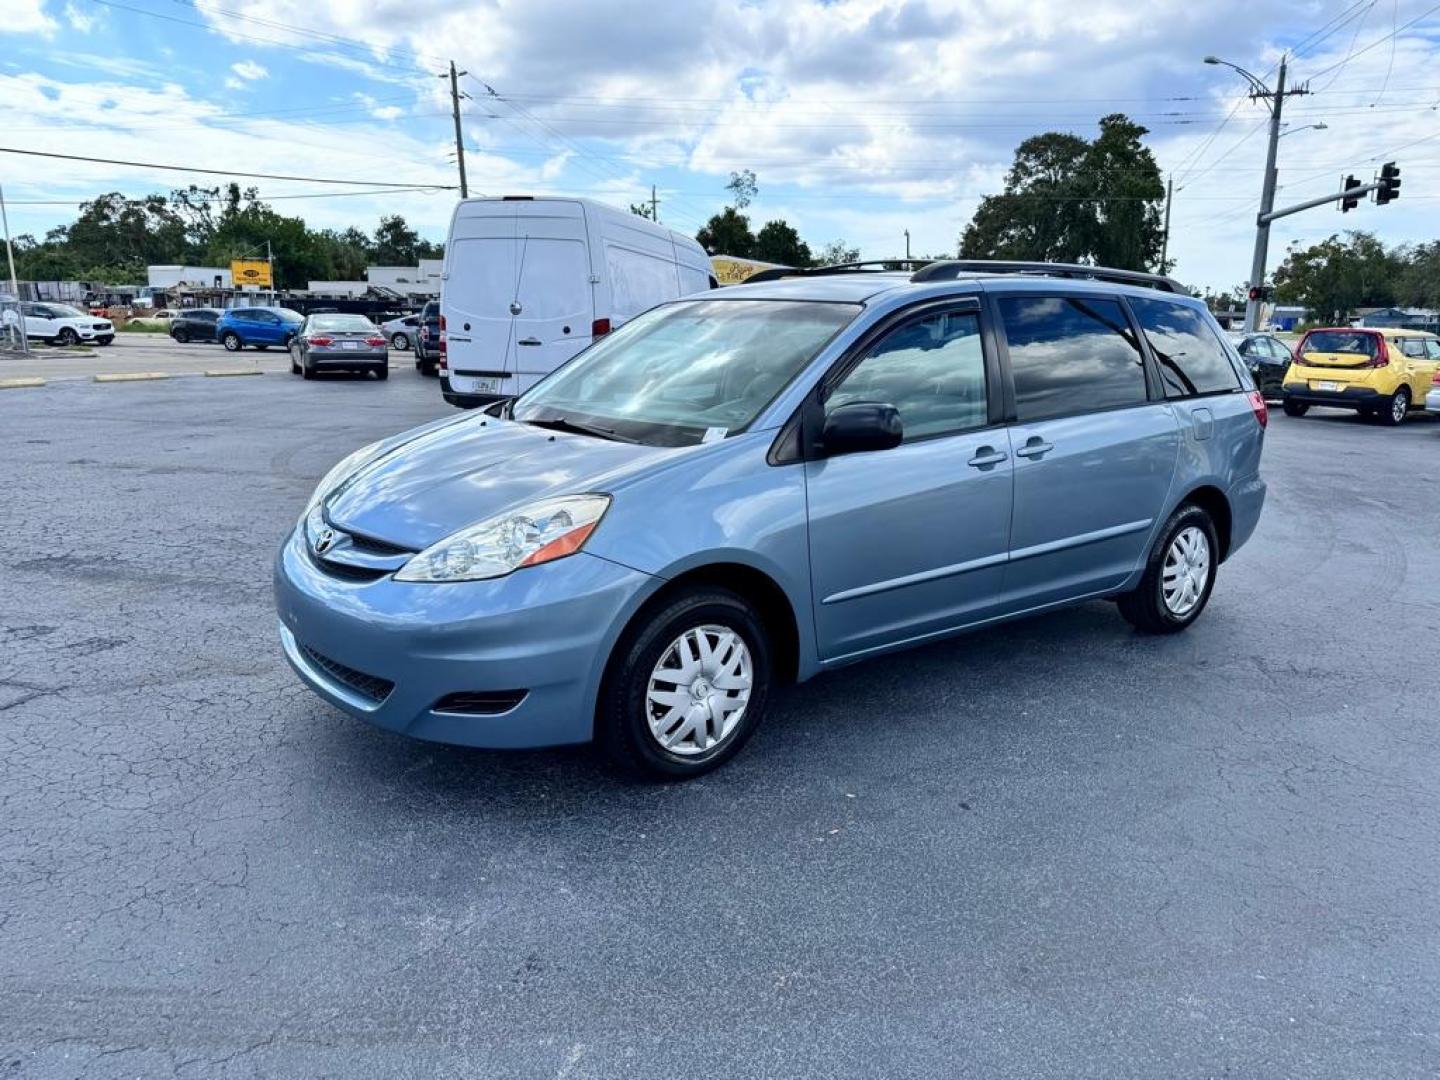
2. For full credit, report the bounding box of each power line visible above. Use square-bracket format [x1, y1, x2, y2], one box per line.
[0, 146, 456, 189]
[1305, 1, 1440, 79]
[4, 186, 450, 206]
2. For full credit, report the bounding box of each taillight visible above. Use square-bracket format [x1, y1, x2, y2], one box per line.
[1431, 371, 1440, 385]
[365, 336, 385, 346]
[1247, 390, 1268, 428]
[307, 336, 333, 346]
[1370, 337, 1390, 368]
[591, 317, 611, 337]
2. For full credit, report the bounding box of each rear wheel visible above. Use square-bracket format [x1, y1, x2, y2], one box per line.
[600, 588, 771, 779]
[391, 332, 409, 350]
[301, 354, 316, 380]
[222, 332, 243, 352]
[1118, 504, 1219, 635]
[1281, 398, 1308, 417]
[57, 327, 79, 346]
[1377, 386, 1409, 426]
[173, 328, 189, 344]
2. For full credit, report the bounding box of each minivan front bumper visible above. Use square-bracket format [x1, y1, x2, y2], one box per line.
[273, 526, 656, 748]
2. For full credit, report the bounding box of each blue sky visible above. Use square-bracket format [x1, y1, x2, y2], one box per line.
[2, 0, 1438, 290]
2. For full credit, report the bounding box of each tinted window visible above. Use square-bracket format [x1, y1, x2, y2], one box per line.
[1426, 340, 1440, 359]
[1398, 338, 1426, 358]
[1300, 330, 1377, 357]
[828, 309, 987, 441]
[1130, 297, 1241, 398]
[999, 296, 1147, 421]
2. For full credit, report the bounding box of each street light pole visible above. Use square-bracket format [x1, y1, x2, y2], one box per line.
[0, 182, 18, 299]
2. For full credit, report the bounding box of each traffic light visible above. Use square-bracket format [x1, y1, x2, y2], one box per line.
[1376, 161, 1401, 205]
[1247, 285, 1273, 303]
[1341, 174, 1363, 212]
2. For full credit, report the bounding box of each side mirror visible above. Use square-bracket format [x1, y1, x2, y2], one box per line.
[821, 402, 903, 457]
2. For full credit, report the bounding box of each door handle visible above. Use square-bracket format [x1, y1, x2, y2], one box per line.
[517, 337, 542, 346]
[967, 446, 1008, 469]
[1015, 437, 1053, 460]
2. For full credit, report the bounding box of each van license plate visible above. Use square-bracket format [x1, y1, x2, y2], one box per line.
[470, 377, 499, 394]
[1315, 380, 1342, 392]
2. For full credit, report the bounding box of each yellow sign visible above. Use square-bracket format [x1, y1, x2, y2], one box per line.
[710, 255, 784, 285]
[231, 259, 273, 288]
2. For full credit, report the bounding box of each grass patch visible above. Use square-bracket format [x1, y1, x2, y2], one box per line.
[119, 323, 168, 333]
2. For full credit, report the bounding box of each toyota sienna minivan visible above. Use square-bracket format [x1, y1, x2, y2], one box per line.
[275, 260, 1267, 779]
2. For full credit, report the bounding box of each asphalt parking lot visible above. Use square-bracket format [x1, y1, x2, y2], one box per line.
[2, 376, 1439, 1078]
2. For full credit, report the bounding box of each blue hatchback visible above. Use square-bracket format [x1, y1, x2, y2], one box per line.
[274, 261, 1267, 778]
[216, 306, 303, 352]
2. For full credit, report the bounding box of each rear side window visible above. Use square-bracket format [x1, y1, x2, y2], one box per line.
[1398, 338, 1427, 358]
[1129, 297, 1240, 398]
[998, 296, 1147, 421]
[1426, 340, 1440, 360]
[828, 309, 987, 441]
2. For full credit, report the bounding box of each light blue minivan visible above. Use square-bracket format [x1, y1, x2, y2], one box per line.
[275, 261, 1267, 778]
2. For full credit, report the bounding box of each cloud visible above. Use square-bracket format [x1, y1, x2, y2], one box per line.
[230, 59, 269, 81]
[63, 2, 101, 33]
[2, 0, 56, 35]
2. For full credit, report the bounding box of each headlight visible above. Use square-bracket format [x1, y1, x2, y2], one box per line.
[301, 440, 387, 519]
[395, 494, 611, 583]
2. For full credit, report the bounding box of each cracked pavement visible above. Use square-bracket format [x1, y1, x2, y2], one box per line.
[2, 374, 1439, 1078]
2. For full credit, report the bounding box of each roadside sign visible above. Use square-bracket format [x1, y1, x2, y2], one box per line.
[231, 259, 273, 288]
[710, 256, 785, 285]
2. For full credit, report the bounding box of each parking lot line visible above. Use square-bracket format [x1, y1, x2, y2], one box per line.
[94, 371, 171, 383]
[204, 369, 264, 377]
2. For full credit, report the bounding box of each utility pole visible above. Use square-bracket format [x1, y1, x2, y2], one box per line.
[648, 183, 660, 222]
[0, 182, 17, 298]
[446, 60, 469, 199]
[904, 229, 911, 259]
[1159, 175, 1173, 272]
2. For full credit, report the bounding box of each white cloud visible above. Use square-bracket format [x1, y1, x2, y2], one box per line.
[230, 59, 269, 82]
[2, 0, 56, 35]
[63, 2, 100, 33]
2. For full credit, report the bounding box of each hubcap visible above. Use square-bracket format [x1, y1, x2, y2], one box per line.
[1161, 526, 1211, 617]
[646, 624, 752, 756]
[1393, 393, 1407, 422]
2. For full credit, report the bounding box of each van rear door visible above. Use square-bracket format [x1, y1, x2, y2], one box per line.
[445, 208, 525, 398]
[509, 207, 594, 390]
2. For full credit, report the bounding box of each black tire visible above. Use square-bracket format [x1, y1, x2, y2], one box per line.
[374, 364, 389, 381]
[57, 327, 79, 346]
[1117, 503, 1220, 635]
[301, 355, 316, 380]
[255, 343, 270, 351]
[96, 336, 114, 346]
[1377, 386, 1409, 427]
[1281, 398, 1308, 417]
[599, 587, 771, 779]
[222, 332, 243, 352]
[391, 333, 410, 350]
[290, 348, 301, 375]
[173, 328, 189, 344]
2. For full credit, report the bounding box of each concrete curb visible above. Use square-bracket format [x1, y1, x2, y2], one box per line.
[94, 372, 171, 383]
[0, 377, 45, 390]
[203, 369, 263, 378]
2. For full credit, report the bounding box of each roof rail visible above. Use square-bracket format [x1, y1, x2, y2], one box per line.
[743, 259, 933, 284]
[911, 260, 1189, 295]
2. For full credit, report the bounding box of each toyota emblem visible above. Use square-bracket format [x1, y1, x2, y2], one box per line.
[314, 528, 336, 554]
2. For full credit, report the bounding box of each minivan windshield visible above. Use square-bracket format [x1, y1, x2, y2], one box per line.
[511, 299, 860, 446]
[1300, 330, 1377, 357]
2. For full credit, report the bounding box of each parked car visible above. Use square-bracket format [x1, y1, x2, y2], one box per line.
[1282, 327, 1440, 424]
[288, 313, 389, 380]
[20, 302, 114, 346]
[216, 307, 304, 352]
[414, 300, 441, 377]
[1228, 331, 1292, 400]
[275, 261, 1267, 779]
[439, 196, 715, 409]
[380, 314, 421, 351]
[169, 308, 221, 343]
[1428, 371, 1440, 417]
[126, 308, 178, 329]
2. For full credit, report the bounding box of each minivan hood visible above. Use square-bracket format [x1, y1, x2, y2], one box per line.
[325, 417, 676, 550]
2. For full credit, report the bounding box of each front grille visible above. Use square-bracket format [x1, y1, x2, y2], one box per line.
[299, 643, 394, 703]
[433, 690, 529, 715]
[344, 529, 412, 557]
[313, 557, 389, 583]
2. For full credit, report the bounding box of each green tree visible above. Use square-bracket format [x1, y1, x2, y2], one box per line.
[1395, 242, 1440, 310]
[1272, 231, 1400, 322]
[960, 114, 1165, 271]
[372, 214, 422, 265]
[815, 239, 861, 266]
[725, 169, 758, 209]
[753, 219, 812, 266]
[696, 207, 755, 257]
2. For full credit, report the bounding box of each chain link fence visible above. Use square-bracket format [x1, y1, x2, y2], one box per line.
[0, 295, 29, 355]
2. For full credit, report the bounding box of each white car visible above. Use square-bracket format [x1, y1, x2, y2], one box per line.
[22, 302, 115, 346]
[1426, 376, 1440, 416]
[380, 313, 420, 350]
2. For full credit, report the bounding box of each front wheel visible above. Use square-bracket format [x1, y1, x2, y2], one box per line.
[1281, 398, 1308, 417]
[1377, 386, 1409, 426]
[1117, 504, 1219, 635]
[374, 365, 389, 381]
[222, 332, 243, 352]
[96, 336, 114, 346]
[599, 588, 771, 779]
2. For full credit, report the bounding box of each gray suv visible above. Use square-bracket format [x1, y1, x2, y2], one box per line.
[275, 260, 1267, 779]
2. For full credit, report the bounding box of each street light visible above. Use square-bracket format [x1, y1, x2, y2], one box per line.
[1279, 121, 1328, 138]
[1204, 53, 1308, 332]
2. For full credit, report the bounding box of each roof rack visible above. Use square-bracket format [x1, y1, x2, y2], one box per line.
[911, 260, 1189, 295]
[743, 259, 931, 284]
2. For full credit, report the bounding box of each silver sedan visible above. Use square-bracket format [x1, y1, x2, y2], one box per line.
[380, 313, 421, 351]
[289, 314, 390, 380]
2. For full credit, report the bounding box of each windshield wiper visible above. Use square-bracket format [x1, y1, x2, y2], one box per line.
[520, 415, 637, 443]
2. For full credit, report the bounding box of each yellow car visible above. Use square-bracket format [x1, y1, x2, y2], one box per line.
[1282, 327, 1440, 425]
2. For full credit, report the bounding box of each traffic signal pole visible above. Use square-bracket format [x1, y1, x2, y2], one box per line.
[1244, 58, 1291, 333]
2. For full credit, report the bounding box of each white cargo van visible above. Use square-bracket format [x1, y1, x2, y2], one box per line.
[439, 196, 715, 407]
